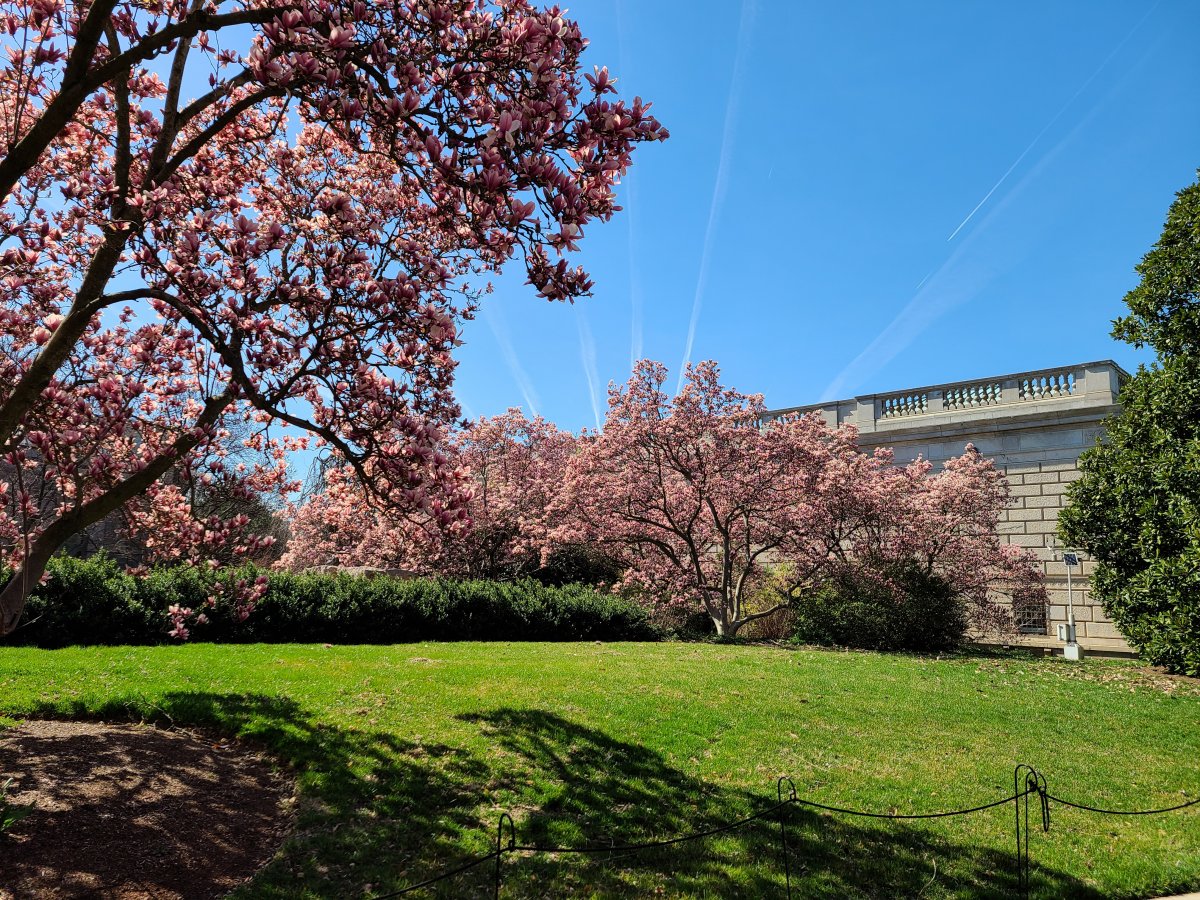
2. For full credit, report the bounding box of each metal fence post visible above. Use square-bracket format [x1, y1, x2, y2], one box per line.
[776, 777, 798, 899]
[1013, 765, 1049, 899]
[494, 812, 515, 900]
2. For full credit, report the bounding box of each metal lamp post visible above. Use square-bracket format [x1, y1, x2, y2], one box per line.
[1060, 551, 1084, 661]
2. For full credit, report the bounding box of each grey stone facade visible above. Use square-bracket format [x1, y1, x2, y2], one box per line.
[763, 361, 1132, 654]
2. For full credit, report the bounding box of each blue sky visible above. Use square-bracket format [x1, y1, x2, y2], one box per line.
[450, 0, 1200, 429]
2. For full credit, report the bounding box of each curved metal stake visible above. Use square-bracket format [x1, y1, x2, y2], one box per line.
[1013, 765, 1050, 899]
[494, 812, 516, 900]
[777, 776, 798, 899]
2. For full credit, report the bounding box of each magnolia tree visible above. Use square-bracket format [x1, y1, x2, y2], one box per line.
[819, 446, 1046, 634]
[274, 459, 457, 572]
[279, 408, 576, 576]
[548, 360, 858, 636]
[550, 361, 1043, 637]
[0, 0, 666, 635]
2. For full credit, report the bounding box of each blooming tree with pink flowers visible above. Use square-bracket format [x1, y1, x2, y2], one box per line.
[0, 0, 666, 635]
[548, 361, 855, 636]
[273, 460, 454, 573]
[439, 408, 576, 577]
[840, 445, 1047, 633]
[551, 361, 1043, 637]
[280, 407, 576, 577]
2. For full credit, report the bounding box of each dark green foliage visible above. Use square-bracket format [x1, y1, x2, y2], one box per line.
[442, 532, 624, 587]
[7, 554, 163, 644]
[791, 564, 967, 652]
[1060, 359, 1200, 674]
[1060, 173, 1200, 675]
[532, 543, 625, 588]
[11, 556, 658, 647]
[677, 610, 718, 638]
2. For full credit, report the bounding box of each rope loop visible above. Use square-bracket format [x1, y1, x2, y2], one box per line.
[1028, 768, 1051, 833]
[496, 812, 516, 854]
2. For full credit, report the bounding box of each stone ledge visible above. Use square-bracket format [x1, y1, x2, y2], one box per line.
[974, 633, 1135, 657]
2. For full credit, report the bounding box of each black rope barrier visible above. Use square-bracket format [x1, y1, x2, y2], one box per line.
[509, 800, 791, 855]
[374, 764, 1197, 899]
[1046, 792, 1200, 816]
[794, 790, 1028, 820]
[372, 850, 499, 899]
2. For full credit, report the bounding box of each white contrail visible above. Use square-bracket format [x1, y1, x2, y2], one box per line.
[481, 305, 541, 416]
[822, 77, 1126, 402]
[456, 396, 478, 421]
[676, 0, 756, 395]
[615, 0, 643, 371]
[946, 2, 1161, 242]
[575, 305, 603, 430]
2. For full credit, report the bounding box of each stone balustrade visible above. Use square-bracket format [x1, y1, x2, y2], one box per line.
[880, 391, 929, 419]
[760, 361, 1125, 433]
[944, 380, 1002, 410]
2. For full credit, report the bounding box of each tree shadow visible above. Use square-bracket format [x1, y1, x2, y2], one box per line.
[457, 707, 1100, 899]
[8, 693, 498, 898]
[7, 695, 1103, 898]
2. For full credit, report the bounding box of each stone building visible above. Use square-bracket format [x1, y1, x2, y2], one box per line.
[762, 360, 1132, 656]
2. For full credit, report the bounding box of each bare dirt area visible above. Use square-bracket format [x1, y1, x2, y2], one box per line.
[0, 720, 293, 899]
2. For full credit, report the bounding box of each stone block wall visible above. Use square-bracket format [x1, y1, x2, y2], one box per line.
[995, 462, 1113, 640]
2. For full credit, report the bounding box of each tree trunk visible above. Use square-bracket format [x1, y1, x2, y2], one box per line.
[0, 388, 236, 638]
[711, 601, 735, 637]
[0, 540, 56, 636]
[723, 601, 791, 641]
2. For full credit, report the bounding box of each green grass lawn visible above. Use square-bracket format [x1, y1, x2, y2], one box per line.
[2, 642, 1198, 899]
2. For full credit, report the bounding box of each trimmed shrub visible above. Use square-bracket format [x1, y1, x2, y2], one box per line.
[11, 556, 658, 647]
[791, 564, 967, 653]
[12, 555, 162, 646]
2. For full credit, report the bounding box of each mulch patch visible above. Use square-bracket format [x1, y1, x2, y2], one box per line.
[0, 720, 293, 899]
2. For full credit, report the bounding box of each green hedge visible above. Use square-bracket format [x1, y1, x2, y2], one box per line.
[791, 564, 967, 653]
[10, 555, 659, 647]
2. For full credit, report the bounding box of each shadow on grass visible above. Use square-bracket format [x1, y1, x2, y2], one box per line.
[18, 695, 1101, 899]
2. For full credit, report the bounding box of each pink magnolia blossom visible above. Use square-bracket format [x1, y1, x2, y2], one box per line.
[549, 360, 845, 636]
[0, 0, 665, 636]
[850, 445, 1048, 635]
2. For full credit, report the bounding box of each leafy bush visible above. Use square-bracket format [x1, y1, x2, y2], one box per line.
[533, 543, 625, 589]
[12, 554, 162, 645]
[11, 556, 659, 647]
[791, 564, 967, 652]
[1085, 519, 1200, 676]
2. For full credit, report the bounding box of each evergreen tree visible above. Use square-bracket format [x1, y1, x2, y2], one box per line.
[1060, 174, 1200, 674]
